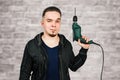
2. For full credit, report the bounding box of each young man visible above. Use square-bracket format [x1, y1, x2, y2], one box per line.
[19, 6, 90, 80]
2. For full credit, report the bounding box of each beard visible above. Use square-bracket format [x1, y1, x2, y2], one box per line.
[48, 33, 56, 37]
[48, 31, 57, 37]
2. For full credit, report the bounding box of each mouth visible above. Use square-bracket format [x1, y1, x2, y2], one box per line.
[50, 29, 56, 33]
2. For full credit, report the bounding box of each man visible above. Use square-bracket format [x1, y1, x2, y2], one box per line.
[19, 6, 90, 80]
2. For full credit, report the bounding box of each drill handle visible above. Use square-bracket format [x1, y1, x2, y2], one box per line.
[80, 38, 94, 44]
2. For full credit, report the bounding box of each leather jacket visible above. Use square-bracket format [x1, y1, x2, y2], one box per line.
[19, 32, 88, 80]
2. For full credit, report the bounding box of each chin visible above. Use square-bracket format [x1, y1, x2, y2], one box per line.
[49, 34, 57, 37]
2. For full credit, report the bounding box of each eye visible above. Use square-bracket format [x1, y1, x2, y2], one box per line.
[47, 19, 52, 22]
[56, 20, 60, 23]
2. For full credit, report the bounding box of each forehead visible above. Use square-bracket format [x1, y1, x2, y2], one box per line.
[44, 11, 61, 19]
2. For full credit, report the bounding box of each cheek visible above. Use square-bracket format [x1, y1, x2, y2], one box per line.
[45, 25, 52, 32]
[42, 22, 50, 28]
[57, 23, 61, 29]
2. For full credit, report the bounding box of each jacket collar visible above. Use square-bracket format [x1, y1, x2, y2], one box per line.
[35, 32, 65, 47]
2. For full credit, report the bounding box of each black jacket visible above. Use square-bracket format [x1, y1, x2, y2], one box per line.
[19, 33, 88, 80]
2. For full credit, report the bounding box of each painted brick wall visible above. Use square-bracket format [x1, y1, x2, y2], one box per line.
[0, 0, 120, 80]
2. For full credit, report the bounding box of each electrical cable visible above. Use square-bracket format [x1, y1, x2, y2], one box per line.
[93, 42, 104, 80]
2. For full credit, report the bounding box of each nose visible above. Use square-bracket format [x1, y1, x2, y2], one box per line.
[52, 21, 56, 27]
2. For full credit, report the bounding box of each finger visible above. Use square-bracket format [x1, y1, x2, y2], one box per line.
[78, 39, 83, 46]
[85, 37, 87, 41]
[78, 39, 81, 44]
[86, 38, 89, 43]
[82, 36, 85, 39]
[82, 36, 87, 41]
[78, 39, 80, 42]
[78, 38, 90, 49]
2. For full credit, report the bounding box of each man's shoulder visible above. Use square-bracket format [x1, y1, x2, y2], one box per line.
[25, 33, 40, 47]
[59, 34, 71, 46]
[27, 39, 34, 45]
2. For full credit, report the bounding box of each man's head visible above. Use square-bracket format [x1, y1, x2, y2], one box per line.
[41, 6, 62, 37]
[42, 6, 62, 17]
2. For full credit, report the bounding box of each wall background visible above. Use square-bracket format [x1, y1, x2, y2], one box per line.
[0, 0, 120, 80]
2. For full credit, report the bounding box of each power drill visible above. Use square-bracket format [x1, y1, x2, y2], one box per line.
[72, 8, 104, 80]
[72, 8, 94, 44]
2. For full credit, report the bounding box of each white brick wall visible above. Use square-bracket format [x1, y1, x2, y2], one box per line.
[0, 0, 120, 80]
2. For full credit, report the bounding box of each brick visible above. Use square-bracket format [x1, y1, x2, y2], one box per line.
[0, 63, 14, 73]
[0, 0, 120, 80]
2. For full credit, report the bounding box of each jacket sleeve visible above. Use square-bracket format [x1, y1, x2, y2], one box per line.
[19, 43, 32, 80]
[69, 43, 88, 71]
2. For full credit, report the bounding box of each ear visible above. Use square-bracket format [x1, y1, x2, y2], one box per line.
[41, 19, 44, 26]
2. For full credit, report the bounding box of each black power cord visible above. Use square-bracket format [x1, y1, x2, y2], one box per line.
[93, 42, 104, 80]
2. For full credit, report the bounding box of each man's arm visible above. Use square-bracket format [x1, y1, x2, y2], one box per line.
[69, 35, 89, 71]
[69, 47, 88, 71]
[19, 43, 32, 80]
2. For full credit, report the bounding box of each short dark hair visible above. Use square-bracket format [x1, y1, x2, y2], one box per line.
[42, 6, 62, 17]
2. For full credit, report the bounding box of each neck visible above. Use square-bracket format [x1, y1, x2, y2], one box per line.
[42, 32, 60, 48]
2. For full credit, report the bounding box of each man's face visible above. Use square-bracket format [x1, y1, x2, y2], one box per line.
[41, 11, 61, 37]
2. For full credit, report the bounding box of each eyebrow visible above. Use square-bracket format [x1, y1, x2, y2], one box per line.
[46, 18, 61, 21]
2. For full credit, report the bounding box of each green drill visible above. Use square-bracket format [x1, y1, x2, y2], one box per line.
[72, 8, 94, 44]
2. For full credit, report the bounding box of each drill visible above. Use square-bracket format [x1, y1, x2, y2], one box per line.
[72, 8, 94, 44]
[72, 8, 104, 80]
